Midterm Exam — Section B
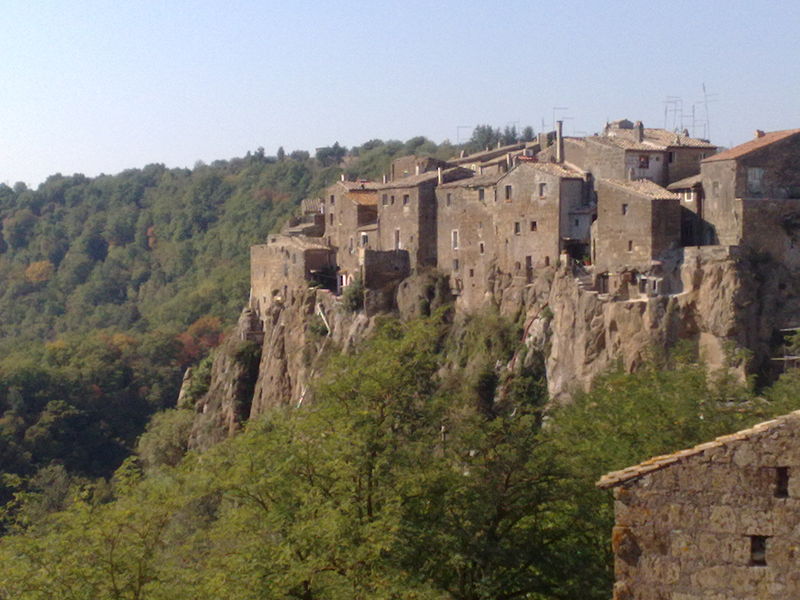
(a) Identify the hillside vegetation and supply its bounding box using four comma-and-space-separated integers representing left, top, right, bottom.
1, 312, 798, 599
0, 136, 466, 504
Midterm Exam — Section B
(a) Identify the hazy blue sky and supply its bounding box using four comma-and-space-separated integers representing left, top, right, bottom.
1, 0, 798, 186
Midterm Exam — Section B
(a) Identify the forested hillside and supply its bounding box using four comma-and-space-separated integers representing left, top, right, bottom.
0, 135, 464, 506
1, 311, 798, 599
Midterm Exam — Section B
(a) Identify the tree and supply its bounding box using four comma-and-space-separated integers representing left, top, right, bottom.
521, 126, 535, 142
277, 146, 286, 162
315, 142, 347, 167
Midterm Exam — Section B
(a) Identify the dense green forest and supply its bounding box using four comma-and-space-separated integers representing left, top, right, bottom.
0, 133, 502, 506
1, 311, 798, 599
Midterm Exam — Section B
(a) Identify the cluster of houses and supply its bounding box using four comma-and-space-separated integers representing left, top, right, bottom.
246, 119, 800, 598
249, 119, 800, 315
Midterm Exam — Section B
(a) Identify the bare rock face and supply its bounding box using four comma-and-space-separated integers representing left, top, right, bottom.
185, 246, 800, 449
542, 247, 800, 401
187, 311, 262, 450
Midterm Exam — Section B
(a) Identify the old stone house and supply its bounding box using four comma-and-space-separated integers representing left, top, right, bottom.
554, 119, 716, 187
375, 167, 472, 273
598, 410, 800, 599
700, 129, 800, 267
321, 179, 379, 290
592, 179, 681, 293
666, 173, 706, 246
250, 235, 335, 314
436, 160, 589, 308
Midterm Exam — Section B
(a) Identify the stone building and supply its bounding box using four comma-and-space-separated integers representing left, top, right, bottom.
667, 173, 706, 246
250, 234, 335, 314
598, 410, 800, 600
376, 167, 472, 273
321, 179, 379, 289
436, 160, 589, 308
700, 129, 800, 267
592, 179, 681, 286
555, 119, 716, 187
389, 155, 451, 181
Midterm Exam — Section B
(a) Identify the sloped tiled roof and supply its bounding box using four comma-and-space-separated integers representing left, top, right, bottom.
377, 167, 473, 190
666, 174, 703, 190
438, 172, 506, 189
702, 129, 800, 163
595, 129, 715, 152
601, 178, 680, 200
597, 411, 800, 489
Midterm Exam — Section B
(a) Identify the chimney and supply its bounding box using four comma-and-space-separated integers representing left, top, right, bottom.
635, 121, 644, 142
755, 130, 766, 138
556, 120, 564, 164
382, 173, 387, 184
506, 153, 512, 169
437, 167, 443, 185
415, 164, 420, 176
340, 173, 345, 182
460, 150, 466, 158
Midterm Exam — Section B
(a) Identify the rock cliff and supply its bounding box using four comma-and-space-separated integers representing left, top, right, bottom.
184, 246, 800, 448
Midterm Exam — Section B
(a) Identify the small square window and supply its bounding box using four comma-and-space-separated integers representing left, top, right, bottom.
505, 185, 512, 200
622, 203, 629, 215
469, 268, 474, 277
638, 155, 650, 169
452, 258, 460, 271
538, 183, 547, 197
514, 222, 521, 235
446, 193, 452, 207
668, 151, 674, 163
530, 221, 538, 232
403, 194, 410, 205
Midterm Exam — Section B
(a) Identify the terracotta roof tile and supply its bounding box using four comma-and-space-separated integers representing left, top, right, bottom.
667, 174, 703, 190
702, 129, 800, 163
601, 178, 680, 200
596, 411, 800, 489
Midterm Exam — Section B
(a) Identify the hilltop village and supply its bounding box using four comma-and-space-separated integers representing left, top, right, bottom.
249, 120, 800, 320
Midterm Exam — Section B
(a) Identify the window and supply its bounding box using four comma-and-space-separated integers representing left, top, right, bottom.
530, 220, 538, 232
750, 536, 768, 566
469, 268, 474, 277
360, 233, 369, 247
390, 195, 395, 205
330, 194, 335, 204
622, 203, 629, 215
452, 258, 460, 271
479, 242, 485, 255
394, 229, 401, 250
452, 230, 459, 249
403, 194, 410, 205
514, 222, 521, 235
329, 213, 334, 225
505, 185, 512, 200
446, 193, 452, 207
382, 194, 388, 206
747, 167, 765, 195
668, 151, 674, 164
628, 240, 633, 251
638, 155, 650, 169
775, 467, 790, 498
478, 188, 485, 201
712, 181, 720, 197
538, 183, 547, 197
574, 218, 579, 227
544, 256, 550, 266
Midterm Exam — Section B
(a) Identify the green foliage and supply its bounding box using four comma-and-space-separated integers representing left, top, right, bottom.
341, 275, 364, 313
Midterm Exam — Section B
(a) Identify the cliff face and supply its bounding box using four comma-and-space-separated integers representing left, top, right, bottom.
184, 247, 800, 447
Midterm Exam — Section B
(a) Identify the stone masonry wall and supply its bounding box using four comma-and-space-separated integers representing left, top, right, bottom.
612, 414, 800, 599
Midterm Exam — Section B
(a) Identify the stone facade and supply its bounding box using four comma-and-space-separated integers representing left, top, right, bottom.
250, 235, 335, 315
701, 129, 800, 253
593, 179, 682, 273
598, 411, 800, 600
321, 179, 379, 289
376, 167, 472, 273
